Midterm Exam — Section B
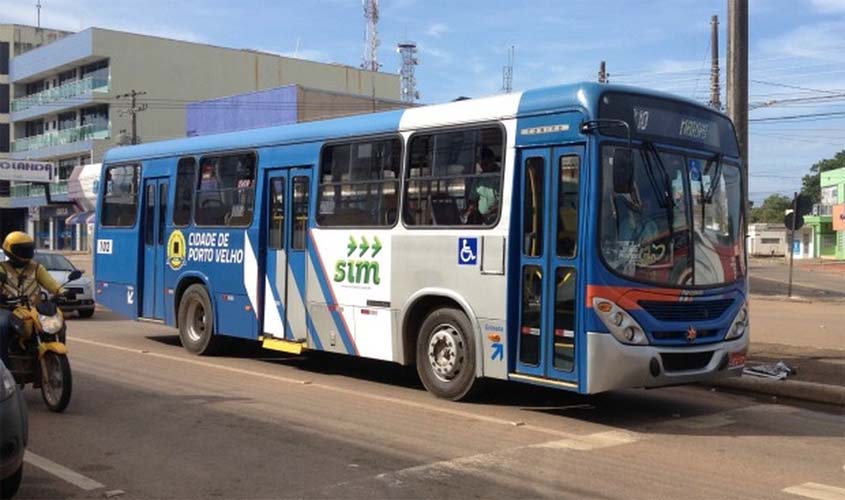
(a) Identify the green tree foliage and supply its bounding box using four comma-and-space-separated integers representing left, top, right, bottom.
750, 194, 791, 223
800, 150, 845, 203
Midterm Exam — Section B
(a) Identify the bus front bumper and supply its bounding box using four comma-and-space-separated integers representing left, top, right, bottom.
584, 331, 749, 394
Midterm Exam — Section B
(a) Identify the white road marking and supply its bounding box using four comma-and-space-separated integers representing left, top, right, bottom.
25, 451, 105, 491
375, 429, 643, 486
784, 483, 845, 500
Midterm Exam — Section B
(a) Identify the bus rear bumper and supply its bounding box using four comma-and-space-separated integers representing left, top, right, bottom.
584, 331, 749, 394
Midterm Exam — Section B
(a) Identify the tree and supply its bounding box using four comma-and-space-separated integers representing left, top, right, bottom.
800, 150, 845, 204
750, 194, 791, 223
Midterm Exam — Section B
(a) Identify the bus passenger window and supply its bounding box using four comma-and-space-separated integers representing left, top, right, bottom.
404, 126, 503, 227
193, 153, 256, 227
173, 157, 196, 226
316, 138, 400, 227
100, 164, 140, 227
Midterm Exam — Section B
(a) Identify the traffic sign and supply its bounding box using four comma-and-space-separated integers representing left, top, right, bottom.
783, 212, 804, 230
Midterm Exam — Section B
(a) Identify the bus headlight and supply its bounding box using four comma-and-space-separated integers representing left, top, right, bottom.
725, 304, 748, 340
593, 297, 648, 345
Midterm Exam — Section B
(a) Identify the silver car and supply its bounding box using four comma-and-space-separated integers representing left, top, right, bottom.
33, 252, 96, 318
0, 359, 27, 498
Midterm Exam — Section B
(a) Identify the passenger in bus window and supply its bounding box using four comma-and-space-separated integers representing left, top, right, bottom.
463, 147, 500, 224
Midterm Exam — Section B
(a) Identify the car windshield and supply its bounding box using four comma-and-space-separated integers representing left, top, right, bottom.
600, 144, 745, 287
35, 252, 77, 272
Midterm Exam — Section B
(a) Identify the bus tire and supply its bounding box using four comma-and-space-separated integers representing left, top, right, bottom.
416, 307, 478, 401
178, 284, 224, 355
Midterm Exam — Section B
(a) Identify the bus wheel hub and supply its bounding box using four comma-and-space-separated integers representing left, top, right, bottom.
428, 326, 463, 381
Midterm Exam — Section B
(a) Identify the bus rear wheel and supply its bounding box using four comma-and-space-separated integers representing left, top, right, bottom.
178, 285, 225, 355
416, 307, 478, 401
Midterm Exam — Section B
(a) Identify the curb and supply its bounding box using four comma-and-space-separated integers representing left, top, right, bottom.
709, 376, 845, 407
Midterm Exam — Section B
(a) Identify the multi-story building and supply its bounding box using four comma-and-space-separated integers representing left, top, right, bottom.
0, 24, 72, 239
806, 166, 845, 260
4, 27, 401, 250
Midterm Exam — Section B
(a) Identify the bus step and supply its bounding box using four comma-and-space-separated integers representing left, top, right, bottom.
261, 337, 306, 355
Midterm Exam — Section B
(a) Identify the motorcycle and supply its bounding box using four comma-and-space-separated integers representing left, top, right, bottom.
0, 270, 79, 413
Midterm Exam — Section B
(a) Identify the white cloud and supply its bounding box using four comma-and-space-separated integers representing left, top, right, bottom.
425, 23, 448, 38
810, 0, 845, 12
760, 21, 845, 62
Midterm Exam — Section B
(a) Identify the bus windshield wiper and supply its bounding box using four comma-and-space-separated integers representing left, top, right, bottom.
642, 141, 675, 240
703, 153, 723, 204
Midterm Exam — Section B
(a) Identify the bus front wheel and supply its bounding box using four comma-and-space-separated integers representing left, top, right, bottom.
178, 285, 225, 355
416, 307, 478, 401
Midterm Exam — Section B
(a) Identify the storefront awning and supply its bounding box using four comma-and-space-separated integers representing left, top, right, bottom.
65, 210, 96, 225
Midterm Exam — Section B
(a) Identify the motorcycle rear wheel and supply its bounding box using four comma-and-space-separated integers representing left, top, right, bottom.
40, 352, 72, 413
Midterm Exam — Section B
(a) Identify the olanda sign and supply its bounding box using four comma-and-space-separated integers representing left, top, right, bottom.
0, 160, 56, 183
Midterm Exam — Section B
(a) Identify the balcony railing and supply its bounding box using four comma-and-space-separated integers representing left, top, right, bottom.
12, 122, 109, 153
10, 181, 69, 199
12, 69, 110, 113
812, 204, 834, 216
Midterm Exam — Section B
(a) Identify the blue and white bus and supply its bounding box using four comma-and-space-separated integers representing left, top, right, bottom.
94, 82, 749, 400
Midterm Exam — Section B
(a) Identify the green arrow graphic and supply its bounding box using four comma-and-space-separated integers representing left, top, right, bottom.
347, 235, 357, 257
359, 236, 370, 257
371, 236, 382, 258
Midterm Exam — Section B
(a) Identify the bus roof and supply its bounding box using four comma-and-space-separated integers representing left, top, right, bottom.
103, 82, 724, 163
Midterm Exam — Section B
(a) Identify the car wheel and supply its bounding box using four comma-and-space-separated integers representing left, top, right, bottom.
415, 307, 478, 401
78, 308, 95, 319
0, 463, 23, 499
178, 285, 226, 355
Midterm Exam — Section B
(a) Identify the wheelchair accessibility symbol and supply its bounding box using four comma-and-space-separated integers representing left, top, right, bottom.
458, 237, 478, 266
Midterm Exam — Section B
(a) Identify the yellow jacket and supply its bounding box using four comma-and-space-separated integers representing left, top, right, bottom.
0, 260, 62, 304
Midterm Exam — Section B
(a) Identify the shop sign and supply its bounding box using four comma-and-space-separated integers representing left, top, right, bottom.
0, 160, 55, 183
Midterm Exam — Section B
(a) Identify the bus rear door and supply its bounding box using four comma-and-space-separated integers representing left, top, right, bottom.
514, 145, 583, 388
141, 177, 169, 319
263, 167, 312, 342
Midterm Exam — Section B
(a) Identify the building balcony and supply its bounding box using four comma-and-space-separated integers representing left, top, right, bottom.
11, 69, 110, 120
812, 204, 834, 216
7, 181, 71, 207
11, 122, 109, 160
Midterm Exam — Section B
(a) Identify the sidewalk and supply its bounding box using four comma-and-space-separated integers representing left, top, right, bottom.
710, 294, 845, 406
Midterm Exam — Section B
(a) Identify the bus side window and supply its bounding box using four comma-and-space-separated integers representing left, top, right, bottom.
194, 153, 256, 227
173, 157, 196, 226
404, 126, 504, 227
101, 164, 140, 228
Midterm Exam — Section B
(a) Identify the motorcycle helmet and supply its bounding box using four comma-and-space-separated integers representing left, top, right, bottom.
2, 231, 35, 269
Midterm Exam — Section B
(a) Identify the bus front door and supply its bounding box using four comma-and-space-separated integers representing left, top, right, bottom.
141, 177, 169, 319
263, 168, 312, 342
515, 146, 583, 386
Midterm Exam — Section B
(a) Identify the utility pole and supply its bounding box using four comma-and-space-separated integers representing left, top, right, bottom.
727, 0, 748, 164
36, 0, 42, 29
709, 15, 721, 110
501, 45, 514, 93
116, 90, 148, 145
598, 61, 608, 84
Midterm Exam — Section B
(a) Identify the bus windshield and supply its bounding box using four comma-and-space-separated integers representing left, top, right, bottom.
599, 144, 745, 287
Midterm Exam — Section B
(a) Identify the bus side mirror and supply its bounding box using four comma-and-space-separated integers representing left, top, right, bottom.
612, 148, 634, 193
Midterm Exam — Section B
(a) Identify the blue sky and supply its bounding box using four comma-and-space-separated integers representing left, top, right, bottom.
3, 0, 844, 202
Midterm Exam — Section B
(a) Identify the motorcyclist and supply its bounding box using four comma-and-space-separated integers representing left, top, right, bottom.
0, 232, 66, 365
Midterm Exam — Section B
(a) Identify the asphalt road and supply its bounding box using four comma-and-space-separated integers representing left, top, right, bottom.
13, 310, 845, 500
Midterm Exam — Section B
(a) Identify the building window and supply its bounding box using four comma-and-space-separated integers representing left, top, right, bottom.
0, 42, 8, 75
761, 238, 781, 244
821, 186, 838, 206
24, 120, 44, 137
58, 111, 77, 130
81, 60, 109, 77
58, 158, 79, 181
173, 157, 196, 226
317, 137, 401, 227
101, 164, 140, 227
81, 104, 108, 130
0, 84, 8, 114
404, 126, 504, 227
194, 153, 256, 227
0, 124, 8, 154
58, 69, 77, 84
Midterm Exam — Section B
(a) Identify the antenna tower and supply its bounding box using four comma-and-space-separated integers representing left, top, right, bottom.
362, 0, 380, 72
501, 45, 514, 93
398, 40, 419, 103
